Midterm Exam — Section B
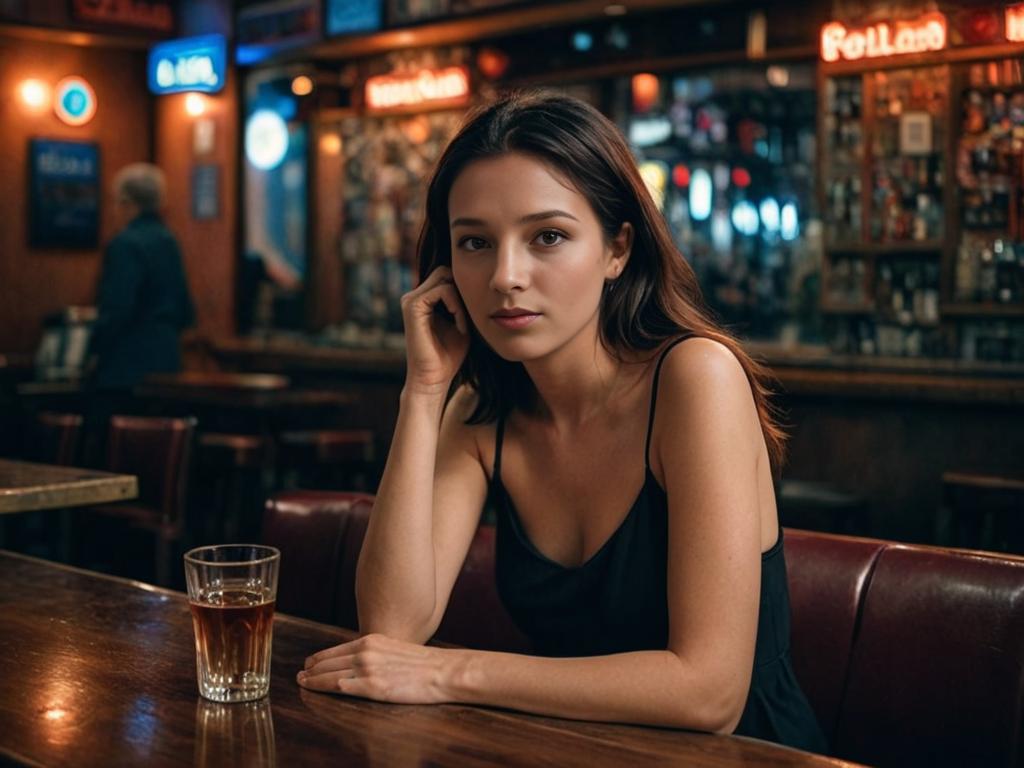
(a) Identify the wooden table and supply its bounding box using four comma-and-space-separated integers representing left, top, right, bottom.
0, 459, 137, 514
0, 551, 856, 767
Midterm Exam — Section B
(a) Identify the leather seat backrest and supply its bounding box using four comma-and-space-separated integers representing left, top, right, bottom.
834, 545, 1024, 768
264, 492, 528, 652
783, 529, 885, 746
263, 491, 373, 624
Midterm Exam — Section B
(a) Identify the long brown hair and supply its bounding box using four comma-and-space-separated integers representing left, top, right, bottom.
417, 90, 789, 475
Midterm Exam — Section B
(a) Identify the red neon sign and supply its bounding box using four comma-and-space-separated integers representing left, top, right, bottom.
365, 66, 470, 111
1007, 4, 1024, 42
820, 12, 947, 62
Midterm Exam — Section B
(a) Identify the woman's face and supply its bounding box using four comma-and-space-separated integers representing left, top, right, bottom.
448, 152, 629, 363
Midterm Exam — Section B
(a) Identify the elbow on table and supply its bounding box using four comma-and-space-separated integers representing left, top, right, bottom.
702, 682, 748, 736
671, 663, 748, 736
354, 594, 437, 644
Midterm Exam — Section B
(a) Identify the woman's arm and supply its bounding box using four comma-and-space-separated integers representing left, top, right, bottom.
354, 266, 489, 643
303, 338, 765, 735
355, 386, 489, 642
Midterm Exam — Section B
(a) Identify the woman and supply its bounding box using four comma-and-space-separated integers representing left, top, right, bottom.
297, 91, 828, 753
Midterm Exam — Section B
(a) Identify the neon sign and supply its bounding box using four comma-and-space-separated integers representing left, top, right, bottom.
148, 35, 226, 95
1007, 4, 1024, 42
365, 67, 470, 111
820, 12, 947, 62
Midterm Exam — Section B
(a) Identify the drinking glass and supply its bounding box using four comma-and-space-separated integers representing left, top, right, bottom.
184, 544, 280, 703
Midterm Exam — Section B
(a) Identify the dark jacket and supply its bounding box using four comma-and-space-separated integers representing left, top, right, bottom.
87, 213, 195, 390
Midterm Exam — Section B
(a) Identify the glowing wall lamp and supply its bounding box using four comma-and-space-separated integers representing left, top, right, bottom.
20, 79, 51, 110
185, 93, 206, 117
54, 77, 96, 126
291, 75, 314, 96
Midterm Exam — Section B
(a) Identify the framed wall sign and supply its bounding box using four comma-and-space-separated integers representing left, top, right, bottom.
191, 164, 219, 220
28, 138, 100, 249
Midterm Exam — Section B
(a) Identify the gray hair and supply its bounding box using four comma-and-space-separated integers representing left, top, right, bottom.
113, 163, 166, 214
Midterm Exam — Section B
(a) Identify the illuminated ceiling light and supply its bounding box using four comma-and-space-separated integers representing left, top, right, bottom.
185, 93, 206, 116
245, 109, 289, 171
20, 79, 50, 109
631, 73, 659, 113
604, 4, 627, 16
731, 200, 759, 236
54, 76, 96, 126
638, 161, 668, 211
780, 202, 799, 241
759, 198, 780, 232
711, 209, 733, 252
766, 65, 789, 87
672, 163, 690, 188
689, 168, 713, 221
731, 167, 752, 188
572, 30, 593, 51
628, 116, 671, 147
291, 75, 314, 96
476, 47, 510, 80
319, 133, 342, 156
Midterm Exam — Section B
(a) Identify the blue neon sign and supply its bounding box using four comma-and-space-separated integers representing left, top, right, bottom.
148, 34, 226, 95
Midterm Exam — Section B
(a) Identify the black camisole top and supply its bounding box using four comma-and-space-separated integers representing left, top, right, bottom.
489, 334, 829, 754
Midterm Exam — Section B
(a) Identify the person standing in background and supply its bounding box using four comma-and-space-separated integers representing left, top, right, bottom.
83, 163, 195, 459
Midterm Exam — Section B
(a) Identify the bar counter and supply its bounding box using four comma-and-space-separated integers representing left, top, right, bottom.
211, 335, 1024, 405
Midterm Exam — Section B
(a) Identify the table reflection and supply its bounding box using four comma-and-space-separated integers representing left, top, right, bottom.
194, 698, 276, 767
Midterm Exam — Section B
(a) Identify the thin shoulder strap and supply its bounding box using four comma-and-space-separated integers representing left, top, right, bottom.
492, 412, 506, 484
645, 332, 696, 470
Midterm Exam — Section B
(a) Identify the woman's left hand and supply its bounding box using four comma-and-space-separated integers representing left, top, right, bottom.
297, 633, 457, 704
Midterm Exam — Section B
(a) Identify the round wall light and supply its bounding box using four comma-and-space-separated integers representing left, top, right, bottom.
245, 109, 289, 170
54, 76, 96, 126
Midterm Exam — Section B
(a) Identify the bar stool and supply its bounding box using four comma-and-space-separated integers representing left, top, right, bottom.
26, 411, 83, 465
197, 432, 268, 543
5, 412, 84, 556
277, 429, 376, 492
941, 471, 1024, 554
84, 415, 197, 587
777, 479, 870, 537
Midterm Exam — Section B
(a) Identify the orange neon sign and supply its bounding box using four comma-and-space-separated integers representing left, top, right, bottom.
820, 12, 947, 62
365, 66, 470, 111
1007, 4, 1024, 42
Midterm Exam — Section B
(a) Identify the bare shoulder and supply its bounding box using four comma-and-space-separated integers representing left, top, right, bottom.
650, 336, 761, 463
657, 336, 752, 402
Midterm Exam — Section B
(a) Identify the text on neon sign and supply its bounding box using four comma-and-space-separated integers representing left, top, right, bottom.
365, 67, 469, 110
820, 12, 947, 62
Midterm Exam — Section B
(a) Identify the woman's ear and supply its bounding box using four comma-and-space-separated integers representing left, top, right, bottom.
605, 222, 633, 279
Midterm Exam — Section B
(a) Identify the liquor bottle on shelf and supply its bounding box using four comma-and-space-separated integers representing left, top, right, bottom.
956, 237, 979, 301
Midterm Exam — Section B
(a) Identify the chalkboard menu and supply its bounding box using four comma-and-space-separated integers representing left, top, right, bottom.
28, 139, 100, 250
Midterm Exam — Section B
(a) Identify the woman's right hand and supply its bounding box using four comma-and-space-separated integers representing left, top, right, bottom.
400, 266, 470, 396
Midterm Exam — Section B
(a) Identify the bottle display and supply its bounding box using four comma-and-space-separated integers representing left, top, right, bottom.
869, 67, 946, 244
821, 60, 1023, 364
823, 76, 862, 244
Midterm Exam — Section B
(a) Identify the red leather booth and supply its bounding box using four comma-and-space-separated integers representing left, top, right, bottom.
264, 491, 1024, 768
